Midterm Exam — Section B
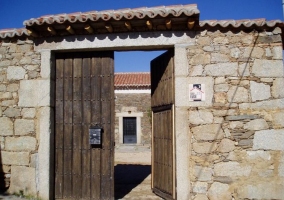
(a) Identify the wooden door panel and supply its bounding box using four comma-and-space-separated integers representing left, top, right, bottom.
151, 50, 174, 107
90, 54, 103, 199
72, 57, 82, 199
151, 49, 175, 200
55, 51, 114, 200
55, 58, 64, 199
97, 52, 114, 199
81, 55, 92, 199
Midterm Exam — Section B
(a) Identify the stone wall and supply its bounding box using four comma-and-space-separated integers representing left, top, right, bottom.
188, 27, 284, 200
115, 93, 151, 145
0, 26, 283, 200
0, 39, 42, 196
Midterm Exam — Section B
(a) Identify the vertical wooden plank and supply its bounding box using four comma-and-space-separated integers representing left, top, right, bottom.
166, 51, 170, 105
151, 57, 157, 107
72, 56, 83, 199
100, 51, 114, 199
63, 57, 73, 199
90, 52, 102, 200
169, 51, 173, 104
82, 55, 92, 199
152, 113, 155, 189
172, 106, 176, 199
154, 113, 158, 189
166, 110, 170, 194
163, 58, 167, 105
165, 111, 169, 193
108, 51, 114, 199
55, 57, 64, 199
168, 109, 173, 195
160, 112, 164, 192
153, 112, 157, 189
157, 113, 161, 190
164, 111, 168, 193
170, 50, 174, 104
155, 112, 160, 190
109, 51, 115, 199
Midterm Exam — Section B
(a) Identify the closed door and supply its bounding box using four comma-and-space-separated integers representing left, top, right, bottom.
55, 51, 114, 200
123, 117, 137, 144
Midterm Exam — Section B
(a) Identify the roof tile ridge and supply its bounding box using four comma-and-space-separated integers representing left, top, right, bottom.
200, 18, 283, 22
0, 27, 26, 32
199, 19, 283, 28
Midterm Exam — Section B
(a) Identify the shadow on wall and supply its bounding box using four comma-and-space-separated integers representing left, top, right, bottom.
0, 148, 8, 193
115, 164, 151, 199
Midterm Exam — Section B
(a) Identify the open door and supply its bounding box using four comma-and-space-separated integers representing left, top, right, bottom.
54, 51, 114, 199
151, 49, 176, 200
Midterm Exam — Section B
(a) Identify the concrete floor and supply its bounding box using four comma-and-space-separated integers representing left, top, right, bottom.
0, 194, 25, 200
115, 145, 162, 199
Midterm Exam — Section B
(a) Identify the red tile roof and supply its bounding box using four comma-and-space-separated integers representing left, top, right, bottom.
0, 28, 29, 39
23, 4, 199, 26
0, 4, 283, 39
0, 19, 282, 39
199, 18, 281, 28
114, 72, 150, 90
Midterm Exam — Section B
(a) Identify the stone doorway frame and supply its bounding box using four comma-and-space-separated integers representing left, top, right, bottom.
116, 111, 143, 144
36, 31, 194, 200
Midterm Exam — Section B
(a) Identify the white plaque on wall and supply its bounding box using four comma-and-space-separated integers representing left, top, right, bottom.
189, 84, 205, 101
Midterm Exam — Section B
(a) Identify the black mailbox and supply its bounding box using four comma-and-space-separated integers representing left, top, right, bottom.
89, 125, 102, 145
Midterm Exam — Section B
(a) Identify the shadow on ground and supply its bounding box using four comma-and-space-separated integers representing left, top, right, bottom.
115, 164, 151, 199
0, 147, 7, 194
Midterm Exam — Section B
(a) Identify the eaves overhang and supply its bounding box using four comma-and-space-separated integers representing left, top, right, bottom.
0, 4, 283, 42
199, 19, 283, 29
24, 4, 200, 26
0, 28, 29, 39
22, 4, 199, 38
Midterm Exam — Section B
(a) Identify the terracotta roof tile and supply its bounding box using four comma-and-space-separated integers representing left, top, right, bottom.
1, 19, 282, 39
199, 18, 282, 28
0, 4, 283, 39
0, 28, 29, 39
114, 72, 150, 89
23, 4, 199, 26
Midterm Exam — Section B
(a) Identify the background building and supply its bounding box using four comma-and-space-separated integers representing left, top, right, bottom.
114, 72, 151, 146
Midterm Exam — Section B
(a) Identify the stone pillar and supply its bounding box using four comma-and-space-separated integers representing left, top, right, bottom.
174, 44, 192, 200
37, 50, 53, 200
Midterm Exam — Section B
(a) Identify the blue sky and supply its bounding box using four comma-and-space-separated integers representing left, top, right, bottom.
0, 0, 282, 72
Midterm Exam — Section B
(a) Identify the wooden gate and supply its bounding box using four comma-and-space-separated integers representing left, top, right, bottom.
55, 51, 114, 200
151, 49, 176, 200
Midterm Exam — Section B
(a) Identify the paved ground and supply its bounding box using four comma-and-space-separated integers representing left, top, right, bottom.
115, 145, 162, 200
0, 145, 160, 200
0, 194, 25, 200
